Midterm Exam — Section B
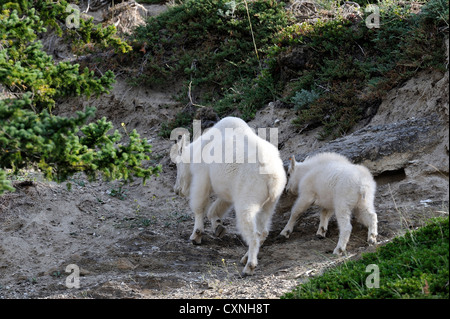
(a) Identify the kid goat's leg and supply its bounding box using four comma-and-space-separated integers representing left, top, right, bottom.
356, 203, 378, 245
280, 194, 314, 238
316, 208, 333, 238
333, 206, 352, 255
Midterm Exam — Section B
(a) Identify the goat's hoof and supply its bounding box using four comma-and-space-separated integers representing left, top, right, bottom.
190, 230, 202, 245
368, 236, 377, 246
242, 263, 256, 276
316, 232, 326, 239
279, 229, 291, 239
214, 225, 226, 238
241, 270, 254, 277
333, 247, 346, 256
316, 227, 327, 239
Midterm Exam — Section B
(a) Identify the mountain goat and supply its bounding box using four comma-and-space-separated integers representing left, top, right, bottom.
280, 152, 377, 255
173, 117, 286, 275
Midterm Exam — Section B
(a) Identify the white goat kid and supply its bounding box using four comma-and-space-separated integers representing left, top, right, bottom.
280, 152, 377, 255
173, 117, 286, 275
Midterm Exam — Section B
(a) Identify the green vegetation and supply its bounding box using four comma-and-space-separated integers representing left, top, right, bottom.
0, 6, 112, 111
128, 0, 448, 138
132, 0, 289, 88
0, 1, 160, 194
291, 89, 321, 111
130, 0, 290, 125
282, 217, 449, 299
270, 0, 448, 139
0, 0, 448, 299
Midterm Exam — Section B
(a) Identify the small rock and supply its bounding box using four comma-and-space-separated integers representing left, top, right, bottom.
116, 257, 137, 270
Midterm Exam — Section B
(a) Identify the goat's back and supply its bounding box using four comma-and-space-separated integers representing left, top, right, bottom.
203, 117, 286, 204
299, 154, 375, 208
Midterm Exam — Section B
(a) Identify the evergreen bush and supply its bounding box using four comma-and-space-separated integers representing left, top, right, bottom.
0, 2, 160, 194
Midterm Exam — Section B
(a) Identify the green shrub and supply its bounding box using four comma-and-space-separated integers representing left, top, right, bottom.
132, 0, 288, 86
126, 0, 447, 140
0, 0, 28, 12
282, 217, 449, 299
0, 2, 160, 194
270, 0, 448, 139
130, 0, 290, 122
291, 89, 321, 111
420, 0, 449, 27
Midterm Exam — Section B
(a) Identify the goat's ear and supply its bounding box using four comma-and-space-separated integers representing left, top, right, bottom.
179, 134, 189, 155
290, 155, 296, 168
170, 128, 190, 156
288, 155, 296, 173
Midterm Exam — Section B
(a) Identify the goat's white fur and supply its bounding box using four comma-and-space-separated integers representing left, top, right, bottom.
173, 117, 286, 275
281, 152, 377, 255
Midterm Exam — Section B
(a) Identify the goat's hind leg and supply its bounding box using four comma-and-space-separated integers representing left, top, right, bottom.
207, 198, 232, 238
355, 203, 378, 246
235, 204, 262, 276
333, 206, 352, 255
241, 236, 260, 276
316, 208, 333, 238
240, 200, 277, 267
257, 200, 277, 246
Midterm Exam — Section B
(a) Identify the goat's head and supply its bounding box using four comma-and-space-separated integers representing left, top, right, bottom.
173, 135, 191, 197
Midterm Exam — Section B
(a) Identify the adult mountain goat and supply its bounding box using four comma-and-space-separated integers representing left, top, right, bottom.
280, 152, 377, 255
173, 117, 286, 275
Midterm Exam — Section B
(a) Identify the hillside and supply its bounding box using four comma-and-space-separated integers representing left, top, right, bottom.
0, 0, 448, 298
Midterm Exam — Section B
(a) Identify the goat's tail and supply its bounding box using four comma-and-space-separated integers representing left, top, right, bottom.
262, 169, 285, 208
360, 184, 368, 200
359, 181, 375, 205
356, 165, 376, 203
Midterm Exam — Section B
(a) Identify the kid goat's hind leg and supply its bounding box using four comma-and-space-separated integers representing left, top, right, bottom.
355, 202, 378, 246
333, 206, 352, 255
316, 208, 333, 238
